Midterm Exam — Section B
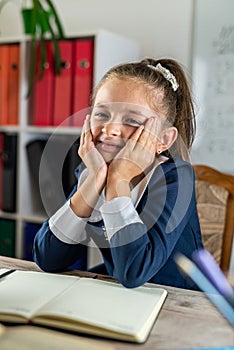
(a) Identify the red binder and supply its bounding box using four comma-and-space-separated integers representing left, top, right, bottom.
0, 45, 9, 125
33, 41, 54, 126
52, 40, 73, 126
71, 38, 94, 127
7, 44, 20, 125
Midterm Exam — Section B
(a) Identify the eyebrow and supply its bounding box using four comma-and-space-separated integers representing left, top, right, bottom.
94, 104, 149, 118
94, 104, 108, 109
127, 110, 148, 118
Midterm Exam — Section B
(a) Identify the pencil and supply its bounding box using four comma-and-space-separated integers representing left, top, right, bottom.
192, 249, 234, 308
175, 254, 234, 327
0, 269, 16, 280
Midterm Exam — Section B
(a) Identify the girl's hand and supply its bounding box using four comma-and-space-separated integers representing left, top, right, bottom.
78, 115, 108, 184
108, 117, 158, 182
71, 116, 108, 218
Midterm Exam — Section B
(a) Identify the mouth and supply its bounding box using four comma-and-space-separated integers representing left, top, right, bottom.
97, 141, 123, 152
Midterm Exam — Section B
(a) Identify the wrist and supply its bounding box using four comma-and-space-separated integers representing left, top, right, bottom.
106, 176, 131, 201
88, 165, 107, 193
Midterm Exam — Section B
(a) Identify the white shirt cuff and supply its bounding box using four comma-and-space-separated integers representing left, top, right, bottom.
100, 196, 143, 240
49, 200, 88, 244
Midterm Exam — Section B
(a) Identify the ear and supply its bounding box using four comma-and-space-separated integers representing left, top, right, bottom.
157, 127, 178, 154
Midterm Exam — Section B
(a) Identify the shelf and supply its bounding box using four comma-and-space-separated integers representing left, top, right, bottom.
0, 30, 140, 265
22, 126, 83, 134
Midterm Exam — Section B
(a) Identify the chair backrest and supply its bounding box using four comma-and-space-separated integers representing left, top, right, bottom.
193, 165, 234, 273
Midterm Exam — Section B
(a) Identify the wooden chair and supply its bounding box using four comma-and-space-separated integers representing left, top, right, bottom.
193, 165, 234, 273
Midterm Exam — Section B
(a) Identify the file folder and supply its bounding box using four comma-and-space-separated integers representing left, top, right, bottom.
0, 219, 16, 257
2, 133, 17, 212
32, 41, 54, 126
26, 139, 47, 192
26, 137, 78, 216
62, 138, 81, 197
7, 44, 20, 125
52, 40, 73, 126
0, 45, 9, 125
0, 132, 3, 210
71, 38, 94, 127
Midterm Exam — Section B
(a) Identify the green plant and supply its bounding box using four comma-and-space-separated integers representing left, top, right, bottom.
0, 0, 65, 97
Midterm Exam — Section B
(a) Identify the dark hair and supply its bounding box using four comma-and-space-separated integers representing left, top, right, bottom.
92, 58, 196, 160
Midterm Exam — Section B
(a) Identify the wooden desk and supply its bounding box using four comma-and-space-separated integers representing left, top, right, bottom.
0, 256, 233, 350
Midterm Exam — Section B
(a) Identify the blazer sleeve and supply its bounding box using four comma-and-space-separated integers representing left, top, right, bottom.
33, 165, 89, 271
105, 159, 197, 288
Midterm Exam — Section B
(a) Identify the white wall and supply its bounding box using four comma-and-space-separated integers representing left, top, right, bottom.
53, 0, 194, 70
0, 0, 194, 72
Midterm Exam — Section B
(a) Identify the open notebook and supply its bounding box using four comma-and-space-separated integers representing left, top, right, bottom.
0, 269, 167, 343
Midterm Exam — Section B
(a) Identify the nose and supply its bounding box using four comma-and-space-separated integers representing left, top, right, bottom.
102, 122, 122, 136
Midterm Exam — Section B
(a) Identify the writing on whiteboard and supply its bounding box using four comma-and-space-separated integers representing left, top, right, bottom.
192, 24, 234, 171
212, 26, 234, 55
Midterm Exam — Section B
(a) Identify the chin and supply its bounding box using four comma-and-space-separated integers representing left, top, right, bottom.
101, 152, 116, 164
96, 145, 118, 163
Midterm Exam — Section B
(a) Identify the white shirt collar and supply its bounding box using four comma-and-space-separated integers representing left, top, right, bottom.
77, 157, 167, 222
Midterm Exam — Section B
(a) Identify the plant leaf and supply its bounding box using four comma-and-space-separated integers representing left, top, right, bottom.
34, 2, 48, 79
36, 0, 62, 75
38, 36, 46, 80
24, 0, 65, 97
44, 0, 65, 38
26, 2, 38, 98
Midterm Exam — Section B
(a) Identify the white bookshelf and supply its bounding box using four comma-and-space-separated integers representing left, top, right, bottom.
0, 30, 140, 267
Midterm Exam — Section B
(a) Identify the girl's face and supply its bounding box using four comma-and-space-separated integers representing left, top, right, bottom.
90, 78, 162, 163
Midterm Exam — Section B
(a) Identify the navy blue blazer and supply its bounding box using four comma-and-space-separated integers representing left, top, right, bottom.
33, 157, 203, 289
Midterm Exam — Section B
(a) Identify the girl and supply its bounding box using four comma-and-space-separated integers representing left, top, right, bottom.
33, 58, 203, 289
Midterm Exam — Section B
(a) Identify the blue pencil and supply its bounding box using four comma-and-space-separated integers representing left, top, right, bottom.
175, 254, 234, 327
192, 249, 234, 307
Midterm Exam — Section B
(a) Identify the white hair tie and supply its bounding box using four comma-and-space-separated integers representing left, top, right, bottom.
147, 63, 179, 91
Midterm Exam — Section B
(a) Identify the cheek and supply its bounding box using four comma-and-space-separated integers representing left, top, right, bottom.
124, 126, 139, 140
90, 124, 102, 141
90, 116, 103, 131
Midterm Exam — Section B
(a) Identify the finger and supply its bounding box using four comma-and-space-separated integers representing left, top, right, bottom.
128, 125, 144, 146
80, 115, 91, 145
83, 114, 91, 133
140, 118, 158, 145
80, 115, 89, 144
135, 118, 158, 155
144, 117, 155, 136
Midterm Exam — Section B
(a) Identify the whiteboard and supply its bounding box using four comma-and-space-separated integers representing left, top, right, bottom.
191, 0, 234, 174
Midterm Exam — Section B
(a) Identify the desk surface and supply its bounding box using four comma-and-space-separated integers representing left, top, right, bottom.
0, 256, 233, 350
